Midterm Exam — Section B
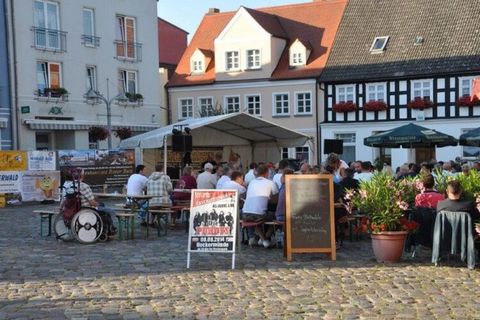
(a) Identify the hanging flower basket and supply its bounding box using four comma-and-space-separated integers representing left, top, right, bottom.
89, 126, 110, 142
407, 97, 434, 110
114, 127, 133, 140
332, 101, 357, 113
364, 100, 388, 112
456, 95, 480, 108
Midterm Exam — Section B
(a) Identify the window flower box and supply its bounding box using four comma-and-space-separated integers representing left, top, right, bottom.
35, 87, 69, 102
125, 92, 143, 106
332, 101, 357, 113
407, 97, 434, 110
456, 95, 480, 108
364, 100, 388, 112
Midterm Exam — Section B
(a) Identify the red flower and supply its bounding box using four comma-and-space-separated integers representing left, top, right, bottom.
364, 100, 388, 111
407, 97, 434, 110
332, 101, 357, 113
456, 95, 480, 107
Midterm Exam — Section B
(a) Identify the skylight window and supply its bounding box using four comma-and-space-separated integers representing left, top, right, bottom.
370, 36, 389, 53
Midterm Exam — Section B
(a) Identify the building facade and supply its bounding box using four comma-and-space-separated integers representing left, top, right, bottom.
167, 1, 347, 165
319, 0, 480, 169
5, 0, 163, 150
0, 0, 12, 149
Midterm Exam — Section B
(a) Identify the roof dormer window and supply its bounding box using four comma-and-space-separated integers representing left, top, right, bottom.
289, 39, 310, 67
370, 36, 389, 53
192, 60, 204, 73
292, 52, 304, 65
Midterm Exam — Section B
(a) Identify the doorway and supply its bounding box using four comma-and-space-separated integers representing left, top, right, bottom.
415, 147, 435, 164
35, 133, 51, 150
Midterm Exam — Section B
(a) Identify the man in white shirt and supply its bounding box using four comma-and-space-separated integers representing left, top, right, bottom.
126, 165, 149, 225
273, 159, 289, 190
216, 165, 231, 189
242, 165, 279, 248
196, 163, 217, 189
354, 161, 374, 182
219, 171, 246, 196
244, 162, 257, 187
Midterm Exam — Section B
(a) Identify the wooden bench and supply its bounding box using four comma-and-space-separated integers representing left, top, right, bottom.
33, 209, 58, 237
115, 212, 135, 240
149, 209, 174, 237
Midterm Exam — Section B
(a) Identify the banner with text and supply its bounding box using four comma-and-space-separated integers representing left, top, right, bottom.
0, 151, 28, 171
28, 151, 56, 171
0, 171, 21, 193
21, 171, 61, 202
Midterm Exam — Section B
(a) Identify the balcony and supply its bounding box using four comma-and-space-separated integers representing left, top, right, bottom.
81, 34, 101, 48
34, 88, 69, 102
32, 27, 67, 52
114, 40, 142, 62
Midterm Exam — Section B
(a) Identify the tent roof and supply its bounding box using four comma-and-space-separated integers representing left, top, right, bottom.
119, 112, 311, 149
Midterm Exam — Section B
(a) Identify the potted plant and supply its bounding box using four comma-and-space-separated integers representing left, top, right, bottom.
407, 97, 434, 110
456, 95, 480, 108
346, 172, 419, 263
332, 101, 357, 113
114, 127, 133, 140
364, 100, 388, 112
88, 126, 110, 142
125, 92, 143, 103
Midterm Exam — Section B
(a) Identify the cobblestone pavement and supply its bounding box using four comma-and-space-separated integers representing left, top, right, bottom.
0, 203, 479, 320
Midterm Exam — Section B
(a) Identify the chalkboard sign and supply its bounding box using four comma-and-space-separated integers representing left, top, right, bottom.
285, 174, 336, 261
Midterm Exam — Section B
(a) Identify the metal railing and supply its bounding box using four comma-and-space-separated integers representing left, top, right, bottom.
114, 40, 142, 62
32, 26, 67, 52
81, 34, 101, 48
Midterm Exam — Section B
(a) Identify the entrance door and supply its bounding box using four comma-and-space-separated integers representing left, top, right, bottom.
36, 133, 51, 150
415, 147, 435, 164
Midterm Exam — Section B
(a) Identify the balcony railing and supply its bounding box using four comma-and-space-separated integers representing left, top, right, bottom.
114, 40, 142, 62
34, 88, 69, 102
81, 34, 101, 48
32, 26, 67, 52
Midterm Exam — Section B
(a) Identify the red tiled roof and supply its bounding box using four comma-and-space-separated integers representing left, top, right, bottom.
168, 0, 347, 87
157, 17, 188, 66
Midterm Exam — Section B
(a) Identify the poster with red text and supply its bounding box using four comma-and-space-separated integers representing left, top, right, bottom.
187, 189, 238, 253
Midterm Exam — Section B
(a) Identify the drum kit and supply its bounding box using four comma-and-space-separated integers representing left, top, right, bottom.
54, 207, 108, 244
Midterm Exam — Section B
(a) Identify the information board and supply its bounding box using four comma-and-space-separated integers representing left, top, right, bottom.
285, 174, 336, 261
187, 189, 238, 269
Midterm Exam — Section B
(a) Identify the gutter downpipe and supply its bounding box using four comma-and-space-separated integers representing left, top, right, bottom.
316, 79, 322, 167
7, 0, 18, 149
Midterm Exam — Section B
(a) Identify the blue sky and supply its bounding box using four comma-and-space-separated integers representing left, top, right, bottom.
157, 0, 311, 41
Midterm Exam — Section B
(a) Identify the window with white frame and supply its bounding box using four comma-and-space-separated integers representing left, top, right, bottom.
336, 85, 355, 103
225, 51, 239, 70
334, 133, 356, 163
118, 70, 137, 94
459, 77, 476, 97
179, 98, 194, 119
34, 0, 60, 49
273, 93, 289, 115
281, 147, 289, 159
412, 80, 432, 99
36, 61, 61, 92
192, 60, 204, 73
82, 8, 96, 46
86, 66, 97, 91
291, 52, 304, 66
246, 49, 260, 69
116, 15, 136, 59
225, 96, 240, 114
198, 97, 213, 117
295, 146, 309, 162
462, 128, 480, 157
246, 95, 261, 115
366, 83, 386, 102
295, 92, 312, 114
370, 36, 389, 53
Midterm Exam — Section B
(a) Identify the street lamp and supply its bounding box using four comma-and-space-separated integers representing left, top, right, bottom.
84, 87, 128, 149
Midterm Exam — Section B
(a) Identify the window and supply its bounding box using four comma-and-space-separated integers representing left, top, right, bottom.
335, 133, 356, 163
273, 93, 289, 115
295, 92, 312, 114
336, 85, 355, 103
225, 51, 239, 70
192, 60, 204, 73
370, 36, 389, 53
86, 66, 96, 91
281, 147, 289, 159
116, 15, 136, 59
36, 61, 61, 91
245, 95, 261, 115
291, 52, 304, 66
246, 49, 260, 69
295, 146, 309, 162
179, 98, 194, 119
459, 77, 476, 97
198, 97, 213, 117
412, 80, 432, 99
225, 96, 240, 114
366, 83, 386, 101
462, 128, 480, 157
118, 70, 137, 94
82, 8, 96, 47
34, 0, 60, 49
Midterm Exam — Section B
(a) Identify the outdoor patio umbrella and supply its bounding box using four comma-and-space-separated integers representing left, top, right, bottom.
459, 127, 480, 147
364, 123, 458, 148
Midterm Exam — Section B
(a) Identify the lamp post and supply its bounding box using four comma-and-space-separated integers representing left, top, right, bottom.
84, 80, 128, 149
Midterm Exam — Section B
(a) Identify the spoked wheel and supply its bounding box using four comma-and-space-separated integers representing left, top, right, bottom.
53, 213, 74, 242
71, 208, 103, 244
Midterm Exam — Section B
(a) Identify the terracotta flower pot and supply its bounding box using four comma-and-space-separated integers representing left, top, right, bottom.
371, 231, 408, 263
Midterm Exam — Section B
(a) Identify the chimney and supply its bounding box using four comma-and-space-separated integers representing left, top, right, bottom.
208, 8, 220, 14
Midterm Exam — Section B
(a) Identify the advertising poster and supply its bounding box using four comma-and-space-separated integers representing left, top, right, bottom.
0, 151, 28, 171
28, 151, 56, 171
187, 189, 238, 269
58, 149, 135, 187
21, 171, 61, 202
0, 171, 22, 193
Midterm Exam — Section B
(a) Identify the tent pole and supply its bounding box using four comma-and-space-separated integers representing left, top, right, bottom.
163, 135, 167, 174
